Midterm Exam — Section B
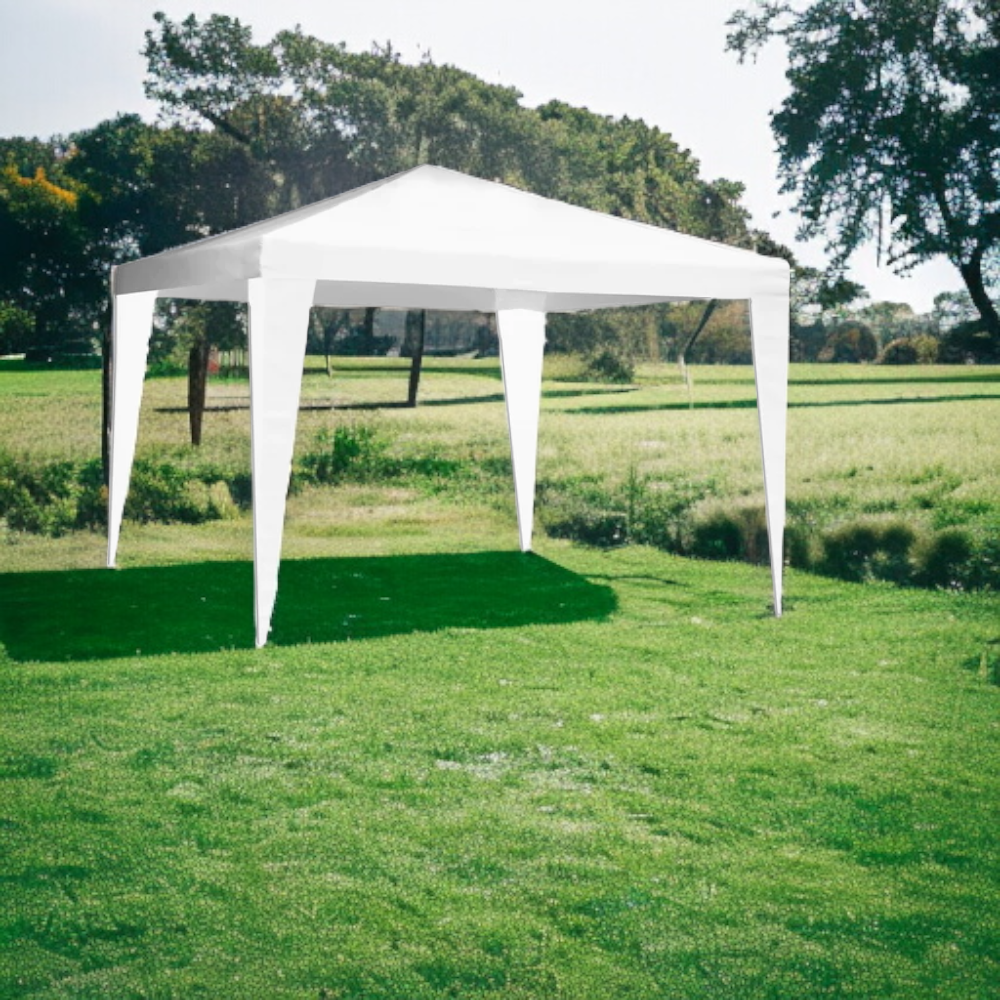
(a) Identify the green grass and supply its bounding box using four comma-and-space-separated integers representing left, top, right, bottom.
4, 357, 998, 538
1, 358, 999, 997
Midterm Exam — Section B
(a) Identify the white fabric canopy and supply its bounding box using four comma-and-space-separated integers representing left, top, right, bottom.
108, 164, 790, 646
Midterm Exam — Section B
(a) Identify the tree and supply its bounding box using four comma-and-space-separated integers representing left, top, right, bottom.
66, 114, 278, 455
728, 0, 1000, 343
819, 322, 880, 363
0, 150, 100, 352
931, 289, 979, 332
0, 302, 34, 355
402, 310, 427, 407
170, 301, 247, 446
142, 11, 763, 396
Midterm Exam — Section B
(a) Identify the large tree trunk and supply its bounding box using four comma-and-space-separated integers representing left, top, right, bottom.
959, 246, 1000, 341
404, 310, 427, 408
187, 338, 211, 447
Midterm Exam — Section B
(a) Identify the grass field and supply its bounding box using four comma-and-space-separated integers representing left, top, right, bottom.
1, 358, 999, 997
3, 357, 999, 544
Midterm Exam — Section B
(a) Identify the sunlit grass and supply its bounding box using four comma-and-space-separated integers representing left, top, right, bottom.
2, 536, 998, 997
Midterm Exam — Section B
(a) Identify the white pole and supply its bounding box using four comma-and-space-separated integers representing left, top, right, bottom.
496, 307, 546, 553
749, 291, 791, 616
107, 286, 158, 568
248, 277, 316, 647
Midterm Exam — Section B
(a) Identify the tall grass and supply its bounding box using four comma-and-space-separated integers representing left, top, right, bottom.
3, 359, 998, 589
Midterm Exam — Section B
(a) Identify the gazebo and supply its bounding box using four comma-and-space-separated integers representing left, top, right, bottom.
108, 165, 790, 647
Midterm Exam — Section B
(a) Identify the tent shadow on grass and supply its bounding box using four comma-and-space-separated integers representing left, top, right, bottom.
0, 552, 617, 662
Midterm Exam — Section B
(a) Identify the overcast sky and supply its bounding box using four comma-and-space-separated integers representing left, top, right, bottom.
0, 0, 965, 312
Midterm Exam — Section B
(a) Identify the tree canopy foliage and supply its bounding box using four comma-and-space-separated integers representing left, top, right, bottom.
0, 148, 95, 348
727, 0, 1000, 341
141, 11, 757, 244
1, 11, 781, 371
6, 7, 993, 379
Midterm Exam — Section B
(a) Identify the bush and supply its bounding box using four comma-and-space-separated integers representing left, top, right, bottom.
0, 453, 79, 536
583, 348, 635, 384
880, 335, 940, 365
818, 322, 879, 363
75, 460, 107, 529
822, 520, 917, 580
538, 471, 716, 551
0, 302, 34, 355
820, 522, 881, 581
629, 476, 716, 550
538, 477, 627, 548
124, 461, 214, 524
684, 505, 769, 564
913, 529, 973, 589
938, 321, 999, 364
784, 521, 818, 570
687, 508, 744, 560
543, 501, 628, 548
961, 534, 1000, 591
868, 521, 918, 583
299, 423, 388, 483
879, 338, 918, 365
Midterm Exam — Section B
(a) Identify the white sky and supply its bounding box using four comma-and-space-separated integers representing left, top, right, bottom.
0, 0, 965, 313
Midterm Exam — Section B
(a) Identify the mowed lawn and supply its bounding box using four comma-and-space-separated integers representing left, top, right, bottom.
1, 359, 999, 998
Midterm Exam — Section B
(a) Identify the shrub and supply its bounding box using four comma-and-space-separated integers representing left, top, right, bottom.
629, 479, 711, 551
0, 453, 79, 536
228, 471, 253, 508
879, 338, 919, 365
544, 502, 628, 548
124, 461, 211, 524
583, 348, 635, 384
910, 334, 941, 364
687, 508, 744, 560
784, 521, 818, 570
814, 519, 979, 588
74, 460, 107, 529
684, 505, 769, 564
818, 322, 879, 363
0, 302, 34, 355
538, 477, 627, 548
880, 335, 940, 365
938, 321, 999, 364
962, 534, 1000, 591
819, 522, 883, 581
538, 471, 716, 552
819, 519, 919, 584
913, 529, 973, 590
868, 521, 918, 584
299, 423, 388, 483
207, 480, 241, 519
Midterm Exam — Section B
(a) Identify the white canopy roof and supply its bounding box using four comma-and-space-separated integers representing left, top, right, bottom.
108, 165, 790, 646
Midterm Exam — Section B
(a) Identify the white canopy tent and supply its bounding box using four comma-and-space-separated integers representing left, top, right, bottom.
108, 165, 790, 647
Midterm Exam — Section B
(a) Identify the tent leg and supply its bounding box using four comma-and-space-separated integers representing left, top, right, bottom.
497, 308, 546, 553
749, 293, 790, 616
248, 278, 316, 648
107, 289, 158, 568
